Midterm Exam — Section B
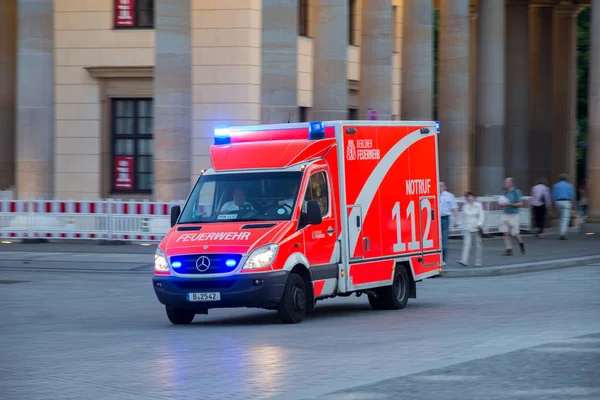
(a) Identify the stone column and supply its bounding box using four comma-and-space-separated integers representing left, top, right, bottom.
191, 2, 261, 180
360, 0, 393, 120
401, 0, 433, 120
0, 0, 16, 190
261, 0, 298, 124
154, 0, 192, 202
312, 0, 348, 121
551, 3, 580, 184
587, 1, 600, 222
505, 0, 531, 190
475, 0, 505, 196
438, 0, 470, 194
469, 5, 478, 190
529, 3, 553, 185
15, 0, 54, 199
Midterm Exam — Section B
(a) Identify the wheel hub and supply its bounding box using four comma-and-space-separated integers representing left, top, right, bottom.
292, 285, 306, 312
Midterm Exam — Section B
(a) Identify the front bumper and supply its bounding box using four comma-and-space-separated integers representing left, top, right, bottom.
152, 271, 289, 311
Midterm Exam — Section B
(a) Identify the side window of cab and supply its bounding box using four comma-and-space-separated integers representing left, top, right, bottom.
304, 171, 329, 217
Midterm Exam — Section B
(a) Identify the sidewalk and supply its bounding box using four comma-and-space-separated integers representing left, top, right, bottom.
1, 229, 599, 278
442, 229, 600, 277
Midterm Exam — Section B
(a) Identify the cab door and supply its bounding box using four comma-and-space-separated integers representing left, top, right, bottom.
301, 170, 338, 268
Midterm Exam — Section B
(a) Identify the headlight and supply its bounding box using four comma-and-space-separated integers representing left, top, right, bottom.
242, 244, 279, 270
154, 247, 169, 273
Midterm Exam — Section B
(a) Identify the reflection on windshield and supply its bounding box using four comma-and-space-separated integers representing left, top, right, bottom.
178, 172, 303, 224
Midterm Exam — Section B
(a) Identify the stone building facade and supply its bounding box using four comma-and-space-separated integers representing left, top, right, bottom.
0, 0, 598, 221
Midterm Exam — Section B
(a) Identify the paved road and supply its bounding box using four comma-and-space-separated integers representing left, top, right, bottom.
1, 258, 599, 399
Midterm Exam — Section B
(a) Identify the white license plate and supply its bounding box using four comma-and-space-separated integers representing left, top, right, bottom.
187, 292, 221, 302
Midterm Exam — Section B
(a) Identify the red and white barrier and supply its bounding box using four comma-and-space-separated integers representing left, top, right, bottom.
449, 197, 532, 236
0, 199, 182, 242
0, 197, 532, 243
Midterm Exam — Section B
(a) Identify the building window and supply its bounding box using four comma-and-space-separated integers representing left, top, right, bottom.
299, 107, 309, 122
299, 0, 309, 37
114, 0, 154, 29
111, 99, 153, 193
349, 0, 357, 45
348, 108, 359, 120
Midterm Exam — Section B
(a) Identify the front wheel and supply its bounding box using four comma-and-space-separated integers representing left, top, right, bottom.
277, 272, 308, 324
166, 307, 195, 325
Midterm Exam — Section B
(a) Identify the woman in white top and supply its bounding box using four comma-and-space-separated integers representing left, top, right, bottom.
458, 191, 485, 267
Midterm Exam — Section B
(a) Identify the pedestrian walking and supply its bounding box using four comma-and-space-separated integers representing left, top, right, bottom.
552, 173, 576, 240
499, 177, 526, 256
439, 182, 458, 265
458, 191, 485, 267
530, 178, 552, 237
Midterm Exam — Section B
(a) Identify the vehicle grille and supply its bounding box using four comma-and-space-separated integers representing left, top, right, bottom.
173, 279, 235, 290
169, 254, 243, 275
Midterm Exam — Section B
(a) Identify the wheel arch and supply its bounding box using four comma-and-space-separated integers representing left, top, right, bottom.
290, 263, 315, 312
397, 261, 416, 299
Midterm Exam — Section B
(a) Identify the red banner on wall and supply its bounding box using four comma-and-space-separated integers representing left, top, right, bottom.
115, 0, 136, 27
114, 156, 134, 190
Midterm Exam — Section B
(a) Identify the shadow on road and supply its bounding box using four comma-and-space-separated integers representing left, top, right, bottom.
168, 300, 441, 327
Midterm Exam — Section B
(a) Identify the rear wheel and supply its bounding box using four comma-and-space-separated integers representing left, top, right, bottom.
369, 266, 410, 310
166, 307, 195, 325
277, 273, 308, 324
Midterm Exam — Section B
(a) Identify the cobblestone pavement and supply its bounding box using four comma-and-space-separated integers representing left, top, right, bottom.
1, 261, 599, 399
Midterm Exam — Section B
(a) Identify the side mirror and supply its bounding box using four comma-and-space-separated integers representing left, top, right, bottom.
170, 205, 181, 228
305, 200, 322, 225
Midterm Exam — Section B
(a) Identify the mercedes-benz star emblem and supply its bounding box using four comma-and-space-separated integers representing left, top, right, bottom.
196, 256, 211, 272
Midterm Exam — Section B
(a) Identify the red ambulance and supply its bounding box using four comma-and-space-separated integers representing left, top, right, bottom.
153, 120, 442, 324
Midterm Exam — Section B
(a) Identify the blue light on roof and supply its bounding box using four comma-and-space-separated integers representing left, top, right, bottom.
435, 121, 440, 132
214, 127, 230, 137
225, 259, 237, 267
214, 126, 232, 145
308, 121, 325, 140
172, 261, 182, 268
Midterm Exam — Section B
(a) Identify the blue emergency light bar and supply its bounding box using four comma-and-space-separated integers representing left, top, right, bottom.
214, 126, 232, 145
213, 122, 326, 145
435, 121, 440, 132
308, 121, 325, 140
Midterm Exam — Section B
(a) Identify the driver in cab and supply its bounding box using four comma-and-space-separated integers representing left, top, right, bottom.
220, 187, 254, 213
278, 184, 299, 208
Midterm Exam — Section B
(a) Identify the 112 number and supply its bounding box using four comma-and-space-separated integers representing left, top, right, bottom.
392, 199, 434, 252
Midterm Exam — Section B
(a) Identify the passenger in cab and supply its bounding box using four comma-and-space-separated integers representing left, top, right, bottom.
220, 187, 253, 213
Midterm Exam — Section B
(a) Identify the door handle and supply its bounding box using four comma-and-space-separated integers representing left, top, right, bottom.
363, 237, 370, 251
431, 209, 435, 220
356, 215, 361, 227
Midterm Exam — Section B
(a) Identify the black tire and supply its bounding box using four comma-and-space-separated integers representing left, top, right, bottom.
277, 272, 308, 324
375, 266, 410, 310
166, 307, 195, 325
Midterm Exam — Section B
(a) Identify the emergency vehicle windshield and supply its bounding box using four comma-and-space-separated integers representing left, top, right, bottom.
178, 171, 303, 224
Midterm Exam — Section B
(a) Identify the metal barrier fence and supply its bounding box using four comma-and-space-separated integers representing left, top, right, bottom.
0, 197, 531, 243
449, 196, 532, 236
0, 190, 14, 201
0, 200, 183, 241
